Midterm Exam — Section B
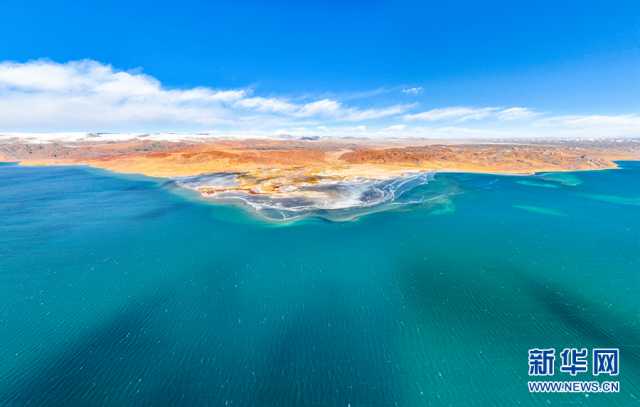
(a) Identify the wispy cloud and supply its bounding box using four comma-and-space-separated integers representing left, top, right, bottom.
404, 106, 539, 123
234, 96, 412, 121
234, 96, 297, 114
404, 106, 499, 122
340, 103, 415, 121
402, 86, 423, 95
0, 59, 410, 132
496, 107, 539, 121
0, 59, 638, 140
537, 114, 640, 128
531, 114, 640, 138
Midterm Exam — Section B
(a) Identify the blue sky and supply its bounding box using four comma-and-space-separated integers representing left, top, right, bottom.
0, 0, 639, 138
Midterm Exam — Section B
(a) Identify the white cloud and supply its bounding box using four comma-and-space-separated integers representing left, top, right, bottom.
0, 60, 107, 92
402, 86, 423, 95
341, 104, 415, 122
496, 107, 539, 121
0, 59, 411, 132
0, 59, 638, 140
235, 96, 411, 121
298, 99, 342, 117
404, 106, 500, 122
539, 114, 640, 128
404, 106, 541, 123
235, 96, 297, 113
531, 114, 640, 138
383, 124, 407, 131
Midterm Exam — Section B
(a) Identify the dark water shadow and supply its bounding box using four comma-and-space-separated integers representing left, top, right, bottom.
0, 290, 173, 406
518, 273, 640, 372
131, 202, 189, 221
252, 305, 398, 406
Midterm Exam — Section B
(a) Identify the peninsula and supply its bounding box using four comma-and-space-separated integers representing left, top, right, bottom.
2, 135, 639, 216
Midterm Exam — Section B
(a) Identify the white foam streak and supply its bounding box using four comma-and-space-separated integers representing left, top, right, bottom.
176, 172, 435, 221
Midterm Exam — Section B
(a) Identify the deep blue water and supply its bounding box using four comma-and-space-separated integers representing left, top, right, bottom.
1, 162, 639, 406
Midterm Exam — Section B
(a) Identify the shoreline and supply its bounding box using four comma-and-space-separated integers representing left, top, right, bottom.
6, 154, 627, 179
3, 137, 639, 221
6, 158, 638, 223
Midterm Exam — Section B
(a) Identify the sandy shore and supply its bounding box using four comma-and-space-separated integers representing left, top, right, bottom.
2, 137, 639, 203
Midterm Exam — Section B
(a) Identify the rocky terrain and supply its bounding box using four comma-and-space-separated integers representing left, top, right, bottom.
2, 136, 639, 205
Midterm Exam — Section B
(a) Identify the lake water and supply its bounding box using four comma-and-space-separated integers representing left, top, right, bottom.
1, 162, 639, 406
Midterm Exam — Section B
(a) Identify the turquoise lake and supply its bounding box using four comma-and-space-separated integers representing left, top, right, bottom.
1, 162, 639, 406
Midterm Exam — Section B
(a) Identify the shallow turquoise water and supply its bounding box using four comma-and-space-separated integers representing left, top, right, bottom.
1, 162, 639, 406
